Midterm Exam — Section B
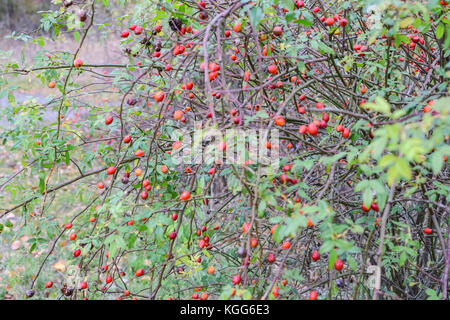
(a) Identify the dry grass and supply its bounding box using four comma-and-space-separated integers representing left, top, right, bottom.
1, 33, 126, 94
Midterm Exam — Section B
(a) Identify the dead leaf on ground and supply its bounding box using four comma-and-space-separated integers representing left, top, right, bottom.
53, 260, 66, 272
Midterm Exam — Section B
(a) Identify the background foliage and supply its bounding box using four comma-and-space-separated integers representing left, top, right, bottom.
0, 0, 449, 300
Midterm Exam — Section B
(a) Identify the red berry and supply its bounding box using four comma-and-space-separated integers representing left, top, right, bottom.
308, 123, 318, 136
312, 250, 320, 261
299, 125, 307, 134
280, 174, 289, 184
309, 290, 318, 300
73, 58, 83, 67
218, 141, 227, 151
334, 259, 344, 271
135, 149, 144, 157
74, 249, 81, 257
268, 65, 278, 75
136, 268, 144, 277
105, 116, 113, 125
281, 241, 291, 249
325, 17, 335, 26
342, 128, 350, 138
180, 191, 191, 201
371, 202, 379, 212
169, 231, 177, 240
250, 238, 258, 248
339, 18, 348, 27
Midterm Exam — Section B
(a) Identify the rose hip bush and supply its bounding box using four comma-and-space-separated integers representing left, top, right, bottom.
0, 0, 449, 300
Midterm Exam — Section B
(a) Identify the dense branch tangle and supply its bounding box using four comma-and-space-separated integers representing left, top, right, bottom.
0, 0, 449, 300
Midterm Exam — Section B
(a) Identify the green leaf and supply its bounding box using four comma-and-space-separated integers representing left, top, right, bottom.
364, 97, 391, 115
300, 10, 314, 25
328, 249, 338, 270
65, 151, 70, 166
272, 224, 283, 243
430, 150, 444, 174
354, 180, 370, 193
387, 157, 411, 186
318, 42, 335, 55
285, 12, 296, 23
347, 255, 357, 271
425, 288, 441, 300
436, 24, 444, 39
396, 157, 412, 181
399, 251, 407, 267
39, 172, 46, 194
8, 92, 15, 107
281, 0, 294, 11
249, 7, 264, 27
294, 19, 313, 27
363, 188, 372, 208
321, 152, 346, 165
393, 34, 410, 47
320, 240, 335, 253
109, 241, 118, 258
29, 242, 37, 253
73, 31, 80, 42
379, 154, 397, 168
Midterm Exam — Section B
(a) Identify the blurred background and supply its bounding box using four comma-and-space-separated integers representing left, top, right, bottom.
0, 0, 56, 33
0, 0, 127, 94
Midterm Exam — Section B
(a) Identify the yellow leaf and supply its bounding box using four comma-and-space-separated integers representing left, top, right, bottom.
400, 17, 414, 28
